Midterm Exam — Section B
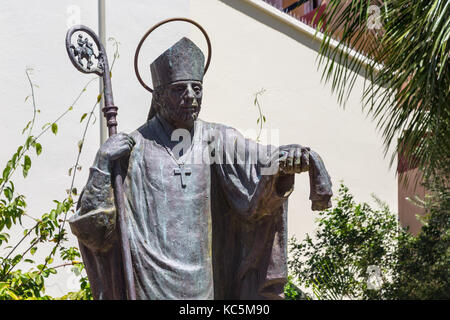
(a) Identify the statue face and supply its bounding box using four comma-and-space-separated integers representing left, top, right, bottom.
158, 80, 203, 129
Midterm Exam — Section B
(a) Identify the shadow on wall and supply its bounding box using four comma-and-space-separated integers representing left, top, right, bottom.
219, 0, 321, 52
219, 0, 369, 80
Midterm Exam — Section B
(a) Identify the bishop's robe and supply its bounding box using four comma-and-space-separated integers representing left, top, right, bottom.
69, 114, 331, 300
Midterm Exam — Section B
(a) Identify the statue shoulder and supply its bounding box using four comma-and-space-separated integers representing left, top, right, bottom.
129, 129, 143, 141
132, 120, 159, 142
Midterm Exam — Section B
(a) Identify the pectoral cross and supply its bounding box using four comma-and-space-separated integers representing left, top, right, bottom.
174, 165, 192, 188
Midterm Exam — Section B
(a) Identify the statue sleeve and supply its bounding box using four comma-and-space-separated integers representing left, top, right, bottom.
68, 166, 117, 252
210, 125, 293, 299
212, 125, 294, 220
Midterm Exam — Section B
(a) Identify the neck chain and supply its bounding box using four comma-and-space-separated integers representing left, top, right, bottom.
155, 115, 188, 166
155, 115, 192, 188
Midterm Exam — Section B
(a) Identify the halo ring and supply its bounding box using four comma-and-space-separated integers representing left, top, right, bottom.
134, 17, 212, 93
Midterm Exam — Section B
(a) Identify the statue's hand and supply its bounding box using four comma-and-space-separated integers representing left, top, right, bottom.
277, 144, 310, 175
96, 132, 135, 172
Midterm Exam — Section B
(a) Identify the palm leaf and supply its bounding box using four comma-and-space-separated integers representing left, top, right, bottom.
315, 0, 450, 185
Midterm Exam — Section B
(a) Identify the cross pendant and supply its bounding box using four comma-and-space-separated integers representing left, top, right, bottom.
174, 165, 192, 188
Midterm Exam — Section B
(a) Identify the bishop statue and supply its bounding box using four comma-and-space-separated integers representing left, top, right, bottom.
69, 37, 333, 300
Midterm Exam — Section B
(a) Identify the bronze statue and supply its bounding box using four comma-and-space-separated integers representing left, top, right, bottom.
67, 19, 332, 300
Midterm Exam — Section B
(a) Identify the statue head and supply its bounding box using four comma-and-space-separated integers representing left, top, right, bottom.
148, 37, 205, 130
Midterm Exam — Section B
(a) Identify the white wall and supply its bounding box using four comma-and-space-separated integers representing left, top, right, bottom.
0, 0, 397, 297
0, 0, 99, 296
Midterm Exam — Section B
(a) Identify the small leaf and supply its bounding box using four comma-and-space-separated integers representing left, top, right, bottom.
68, 106, 73, 111
78, 140, 83, 152
51, 123, 58, 135
30, 247, 37, 255
22, 121, 32, 134
6, 291, 20, 300
68, 167, 73, 176
25, 136, 34, 148
12, 153, 18, 167
23, 155, 31, 178
35, 143, 42, 156
97, 94, 102, 103
5, 218, 11, 229
3, 165, 11, 181
80, 113, 87, 123
4, 188, 13, 202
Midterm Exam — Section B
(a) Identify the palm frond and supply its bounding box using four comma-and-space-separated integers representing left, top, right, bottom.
316, 0, 450, 183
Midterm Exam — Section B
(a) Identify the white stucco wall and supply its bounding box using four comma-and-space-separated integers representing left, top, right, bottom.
0, 0, 397, 297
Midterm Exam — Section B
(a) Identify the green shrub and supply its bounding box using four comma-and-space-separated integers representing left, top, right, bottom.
287, 182, 449, 300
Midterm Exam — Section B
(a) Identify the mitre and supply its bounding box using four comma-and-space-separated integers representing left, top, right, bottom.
150, 37, 205, 88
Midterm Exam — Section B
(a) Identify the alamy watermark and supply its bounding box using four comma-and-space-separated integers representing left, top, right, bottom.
367, 5, 383, 30
66, 5, 81, 29
163, 125, 287, 176
366, 265, 383, 290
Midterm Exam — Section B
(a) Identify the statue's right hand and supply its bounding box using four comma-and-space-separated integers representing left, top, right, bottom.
96, 132, 135, 171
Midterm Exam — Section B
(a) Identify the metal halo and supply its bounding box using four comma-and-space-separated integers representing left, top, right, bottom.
134, 17, 212, 93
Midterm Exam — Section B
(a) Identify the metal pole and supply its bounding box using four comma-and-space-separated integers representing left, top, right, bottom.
98, 0, 108, 144
97, 1, 135, 299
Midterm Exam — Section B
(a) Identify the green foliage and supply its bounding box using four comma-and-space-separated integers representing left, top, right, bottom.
386, 175, 450, 299
0, 39, 121, 299
284, 276, 308, 300
288, 184, 399, 299
288, 183, 450, 300
316, 0, 450, 181
0, 68, 98, 300
51, 123, 58, 135
0, 269, 52, 300
58, 263, 93, 300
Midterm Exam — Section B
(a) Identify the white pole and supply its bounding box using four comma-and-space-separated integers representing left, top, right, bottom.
98, 0, 108, 145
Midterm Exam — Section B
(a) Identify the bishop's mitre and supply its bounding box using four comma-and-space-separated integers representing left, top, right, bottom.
150, 37, 205, 88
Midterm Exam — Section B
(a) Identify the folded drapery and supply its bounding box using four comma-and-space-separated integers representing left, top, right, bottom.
308, 150, 333, 211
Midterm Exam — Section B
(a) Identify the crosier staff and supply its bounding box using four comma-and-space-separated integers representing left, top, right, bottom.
65, 25, 136, 300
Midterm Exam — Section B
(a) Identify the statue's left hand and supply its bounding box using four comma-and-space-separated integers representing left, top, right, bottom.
277, 144, 310, 175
